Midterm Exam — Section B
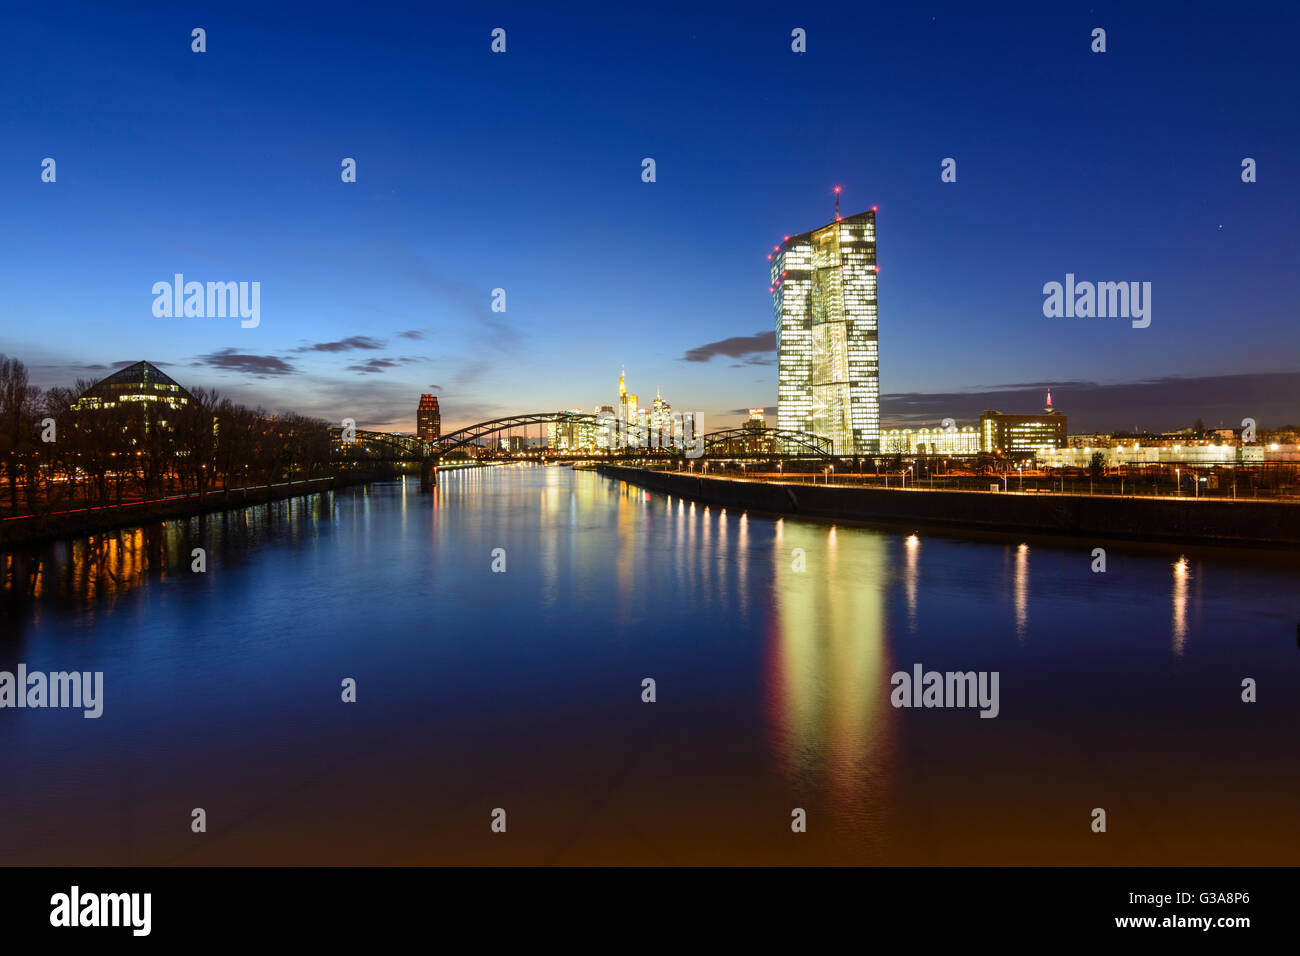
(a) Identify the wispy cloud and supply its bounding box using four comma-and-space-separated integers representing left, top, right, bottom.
345, 356, 422, 374
396, 253, 524, 351
294, 336, 385, 353
345, 358, 395, 374
682, 331, 776, 363
197, 349, 295, 377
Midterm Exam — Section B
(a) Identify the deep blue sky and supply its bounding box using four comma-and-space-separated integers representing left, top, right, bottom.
2, 1, 1297, 432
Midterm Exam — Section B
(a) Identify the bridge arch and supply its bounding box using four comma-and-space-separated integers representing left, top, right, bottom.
702, 427, 836, 461
432, 412, 678, 460
329, 416, 840, 465
328, 426, 430, 461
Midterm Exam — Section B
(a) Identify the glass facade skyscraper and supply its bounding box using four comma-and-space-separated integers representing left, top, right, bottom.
772, 209, 879, 455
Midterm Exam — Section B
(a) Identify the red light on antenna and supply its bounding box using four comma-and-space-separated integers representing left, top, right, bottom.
871, 205, 878, 211
834, 186, 841, 193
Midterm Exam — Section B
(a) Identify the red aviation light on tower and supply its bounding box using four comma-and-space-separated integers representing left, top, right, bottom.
833, 185, 842, 221
872, 205, 878, 212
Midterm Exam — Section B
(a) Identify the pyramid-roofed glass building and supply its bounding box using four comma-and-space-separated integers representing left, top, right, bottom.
73, 361, 193, 418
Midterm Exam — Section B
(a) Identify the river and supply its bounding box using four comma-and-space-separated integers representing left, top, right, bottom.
1, 464, 1297, 864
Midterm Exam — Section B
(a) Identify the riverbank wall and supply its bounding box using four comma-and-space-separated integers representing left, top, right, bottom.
597, 465, 1300, 547
0, 476, 355, 549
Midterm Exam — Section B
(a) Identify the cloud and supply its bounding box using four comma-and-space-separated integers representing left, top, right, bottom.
346, 358, 400, 374
197, 349, 295, 376
446, 359, 490, 389
294, 336, 385, 353
728, 406, 778, 416
397, 254, 523, 351
681, 331, 776, 363
345, 356, 422, 374
396, 330, 424, 340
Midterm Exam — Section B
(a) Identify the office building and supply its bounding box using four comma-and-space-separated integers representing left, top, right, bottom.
881, 424, 980, 455
73, 360, 192, 433
980, 393, 1066, 455
651, 387, 671, 439
772, 207, 879, 455
417, 394, 441, 443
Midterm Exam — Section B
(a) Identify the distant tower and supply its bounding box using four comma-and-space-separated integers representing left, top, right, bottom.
417, 394, 441, 442
651, 386, 670, 437
619, 365, 626, 398
1045, 389, 1054, 414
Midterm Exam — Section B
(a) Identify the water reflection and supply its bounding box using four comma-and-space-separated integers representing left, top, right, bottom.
903, 534, 919, 630
1172, 556, 1189, 655
3, 467, 1299, 865
1, 493, 338, 639
769, 522, 894, 837
1014, 543, 1029, 641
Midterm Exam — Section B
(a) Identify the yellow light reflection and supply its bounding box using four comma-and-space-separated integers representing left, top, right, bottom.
1172, 556, 1189, 655
769, 522, 894, 836
1014, 543, 1029, 641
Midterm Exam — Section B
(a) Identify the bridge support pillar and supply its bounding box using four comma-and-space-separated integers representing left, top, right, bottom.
420, 459, 437, 491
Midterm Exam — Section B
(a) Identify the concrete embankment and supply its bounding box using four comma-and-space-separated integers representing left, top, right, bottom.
0, 477, 349, 548
597, 465, 1300, 547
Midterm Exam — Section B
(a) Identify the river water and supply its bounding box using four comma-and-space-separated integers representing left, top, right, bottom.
1, 464, 1297, 864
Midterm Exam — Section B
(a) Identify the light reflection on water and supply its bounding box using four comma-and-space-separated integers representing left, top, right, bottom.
1, 464, 1297, 865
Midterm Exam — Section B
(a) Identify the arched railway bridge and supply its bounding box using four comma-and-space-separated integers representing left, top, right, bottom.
329, 414, 842, 476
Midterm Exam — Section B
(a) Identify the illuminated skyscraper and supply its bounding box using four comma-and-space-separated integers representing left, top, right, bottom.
618, 366, 637, 425
772, 206, 879, 454
417, 394, 440, 443
651, 386, 671, 437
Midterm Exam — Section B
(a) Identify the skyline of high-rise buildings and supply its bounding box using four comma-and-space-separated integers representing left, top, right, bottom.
773, 208, 881, 456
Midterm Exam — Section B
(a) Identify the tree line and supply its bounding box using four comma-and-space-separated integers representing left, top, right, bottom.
0, 354, 334, 516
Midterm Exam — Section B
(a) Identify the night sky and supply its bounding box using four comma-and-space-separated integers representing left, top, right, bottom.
2, 1, 1297, 433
